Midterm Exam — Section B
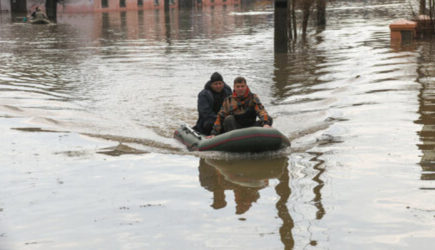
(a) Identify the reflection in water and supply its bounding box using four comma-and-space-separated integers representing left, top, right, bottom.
164, 9, 171, 45
97, 143, 148, 156
274, 162, 294, 249
273, 45, 328, 101
272, 53, 291, 100
199, 158, 286, 213
198, 157, 295, 249
309, 152, 326, 219
120, 11, 127, 40
416, 40, 435, 188
1, 0, 433, 248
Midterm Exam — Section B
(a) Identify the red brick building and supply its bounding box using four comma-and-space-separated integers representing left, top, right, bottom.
0, 0, 241, 13
0, 0, 179, 13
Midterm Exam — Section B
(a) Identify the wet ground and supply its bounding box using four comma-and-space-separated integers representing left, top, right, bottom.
0, 0, 434, 249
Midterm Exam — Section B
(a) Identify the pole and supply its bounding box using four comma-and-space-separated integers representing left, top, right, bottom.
317, 0, 326, 26
45, 0, 57, 21
274, 0, 288, 53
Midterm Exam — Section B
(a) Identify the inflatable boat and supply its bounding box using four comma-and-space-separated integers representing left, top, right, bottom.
174, 124, 290, 152
29, 17, 51, 24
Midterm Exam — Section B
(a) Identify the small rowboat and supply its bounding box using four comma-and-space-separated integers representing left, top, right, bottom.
174, 124, 290, 152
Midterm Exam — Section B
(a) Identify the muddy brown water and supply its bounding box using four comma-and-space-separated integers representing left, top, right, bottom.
0, 0, 434, 249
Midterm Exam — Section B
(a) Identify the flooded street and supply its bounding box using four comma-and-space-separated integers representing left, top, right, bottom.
1, 0, 434, 249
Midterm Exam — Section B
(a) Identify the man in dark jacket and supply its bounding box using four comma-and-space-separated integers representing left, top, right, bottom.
194, 72, 232, 135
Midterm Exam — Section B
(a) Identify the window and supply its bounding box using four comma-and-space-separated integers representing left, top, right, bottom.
102, 0, 108, 8
120, 0, 126, 8
138, 0, 143, 6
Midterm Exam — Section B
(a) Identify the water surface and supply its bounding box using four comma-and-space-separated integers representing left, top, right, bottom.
0, 0, 434, 249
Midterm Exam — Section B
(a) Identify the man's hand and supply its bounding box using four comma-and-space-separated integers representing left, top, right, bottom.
263, 124, 271, 128
206, 135, 215, 139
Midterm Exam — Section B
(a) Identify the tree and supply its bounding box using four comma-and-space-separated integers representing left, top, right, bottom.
288, 0, 328, 40
301, 0, 314, 37
275, 0, 330, 51
420, 0, 426, 14
291, 0, 297, 40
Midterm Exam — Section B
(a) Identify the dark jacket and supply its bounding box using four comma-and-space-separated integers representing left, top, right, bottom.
194, 80, 232, 135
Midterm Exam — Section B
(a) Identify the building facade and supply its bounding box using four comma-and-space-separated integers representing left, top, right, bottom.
0, 0, 241, 13
0, 0, 179, 13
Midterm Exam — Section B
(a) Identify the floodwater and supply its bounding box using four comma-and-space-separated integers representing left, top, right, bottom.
0, 0, 434, 249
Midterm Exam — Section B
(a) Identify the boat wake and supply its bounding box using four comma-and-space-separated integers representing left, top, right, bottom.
0, 102, 335, 158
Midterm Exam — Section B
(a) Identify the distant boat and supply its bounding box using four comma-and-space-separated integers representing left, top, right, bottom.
27, 11, 51, 25
174, 124, 290, 153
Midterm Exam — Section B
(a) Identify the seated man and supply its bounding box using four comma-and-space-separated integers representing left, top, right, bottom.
31, 7, 47, 20
210, 76, 272, 136
193, 72, 232, 135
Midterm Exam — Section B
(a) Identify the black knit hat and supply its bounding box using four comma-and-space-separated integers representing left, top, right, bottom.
210, 72, 223, 83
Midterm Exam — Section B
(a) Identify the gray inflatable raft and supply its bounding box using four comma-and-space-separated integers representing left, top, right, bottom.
174, 124, 290, 152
